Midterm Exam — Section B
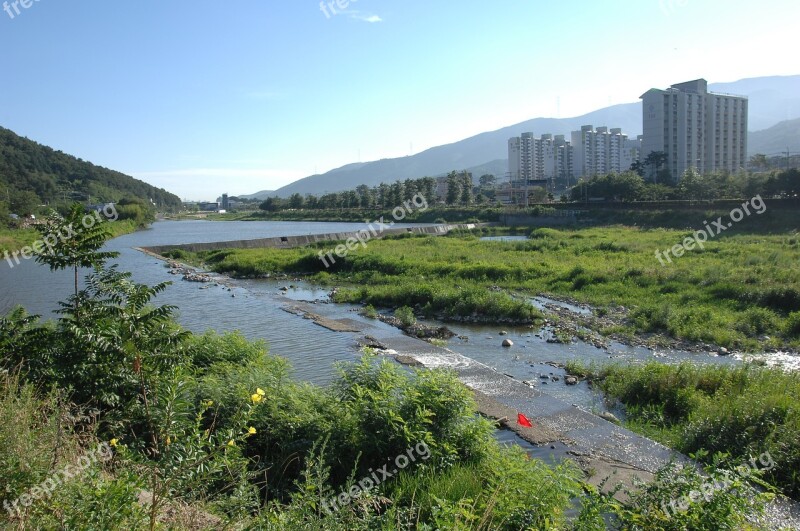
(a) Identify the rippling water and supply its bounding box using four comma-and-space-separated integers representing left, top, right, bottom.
0, 220, 424, 383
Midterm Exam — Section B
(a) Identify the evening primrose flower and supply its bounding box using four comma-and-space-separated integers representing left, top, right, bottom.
247, 426, 257, 436
110, 438, 118, 448
256, 388, 266, 396
227, 440, 236, 447
251, 393, 263, 404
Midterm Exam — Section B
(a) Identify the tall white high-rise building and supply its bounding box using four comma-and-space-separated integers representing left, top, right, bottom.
640, 78, 748, 182
570, 125, 641, 179
508, 133, 574, 186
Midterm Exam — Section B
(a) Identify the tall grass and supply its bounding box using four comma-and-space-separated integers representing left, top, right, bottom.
574, 361, 800, 499
0, 370, 146, 529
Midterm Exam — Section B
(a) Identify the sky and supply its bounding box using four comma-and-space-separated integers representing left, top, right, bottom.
1, 0, 798, 201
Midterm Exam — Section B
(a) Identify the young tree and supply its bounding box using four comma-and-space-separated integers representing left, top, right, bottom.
750, 153, 769, 172
479, 174, 496, 188
259, 197, 284, 212
288, 193, 305, 209
389, 182, 404, 206
377, 183, 390, 207
420, 177, 437, 204
10, 190, 40, 216
643, 151, 668, 182
460, 172, 474, 205
630, 160, 645, 177
401, 179, 417, 202
445, 171, 461, 205
34, 204, 118, 314
355, 184, 373, 208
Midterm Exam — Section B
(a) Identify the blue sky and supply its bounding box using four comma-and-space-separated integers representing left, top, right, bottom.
1, 0, 797, 200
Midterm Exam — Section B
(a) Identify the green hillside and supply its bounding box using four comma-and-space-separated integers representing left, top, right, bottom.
0, 126, 180, 215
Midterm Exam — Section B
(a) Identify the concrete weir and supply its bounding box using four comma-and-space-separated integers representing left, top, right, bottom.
141, 222, 489, 255
371, 333, 677, 490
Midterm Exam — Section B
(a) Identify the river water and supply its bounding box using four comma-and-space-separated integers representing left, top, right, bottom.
1, 220, 796, 392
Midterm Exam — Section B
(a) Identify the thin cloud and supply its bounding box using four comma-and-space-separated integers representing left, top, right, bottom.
350, 12, 383, 23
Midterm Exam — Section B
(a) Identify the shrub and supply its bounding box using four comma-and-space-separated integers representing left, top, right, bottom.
185, 330, 269, 372
359, 304, 378, 319
785, 311, 800, 338
394, 306, 416, 327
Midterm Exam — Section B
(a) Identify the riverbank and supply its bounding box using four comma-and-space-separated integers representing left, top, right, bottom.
0, 226, 38, 253
0, 219, 142, 254
201, 206, 504, 224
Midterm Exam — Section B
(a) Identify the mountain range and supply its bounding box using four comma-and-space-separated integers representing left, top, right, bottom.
255, 75, 800, 198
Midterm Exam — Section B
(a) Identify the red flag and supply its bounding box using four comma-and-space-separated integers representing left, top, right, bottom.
517, 413, 533, 428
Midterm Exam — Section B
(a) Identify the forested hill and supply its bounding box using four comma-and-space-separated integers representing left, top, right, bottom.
0, 126, 181, 212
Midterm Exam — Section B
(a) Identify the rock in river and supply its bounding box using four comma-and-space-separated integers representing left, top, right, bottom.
502, 339, 514, 347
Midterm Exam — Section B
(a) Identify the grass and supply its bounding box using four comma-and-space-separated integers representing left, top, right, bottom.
176, 212, 800, 350
0, 227, 38, 254
571, 360, 800, 499
0, 220, 139, 254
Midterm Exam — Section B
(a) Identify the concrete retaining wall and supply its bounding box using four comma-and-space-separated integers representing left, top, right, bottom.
143, 223, 490, 255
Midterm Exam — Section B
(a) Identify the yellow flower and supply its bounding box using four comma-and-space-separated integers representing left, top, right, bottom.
256, 388, 266, 396
204, 400, 214, 407
247, 426, 256, 436
251, 393, 263, 404
110, 438, 118, 448
227, 439, 236, 447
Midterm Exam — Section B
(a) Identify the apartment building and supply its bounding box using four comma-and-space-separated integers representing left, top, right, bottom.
571, 125, 641, 179
508, 133, 574, 187
640, 78, 748, 182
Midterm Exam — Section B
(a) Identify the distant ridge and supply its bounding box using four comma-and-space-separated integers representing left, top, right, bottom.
748, 118, 800, 156
239, 190, 276, 200
0, 126, 182, 208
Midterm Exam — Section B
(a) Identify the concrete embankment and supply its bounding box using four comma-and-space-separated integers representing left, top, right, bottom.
141, 222, 489, 255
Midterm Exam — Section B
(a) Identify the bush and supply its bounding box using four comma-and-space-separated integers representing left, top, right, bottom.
785, 311, 800, 338
185, 330, 269, 372
394, 306, 416, 327
359, 304, 378, 319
